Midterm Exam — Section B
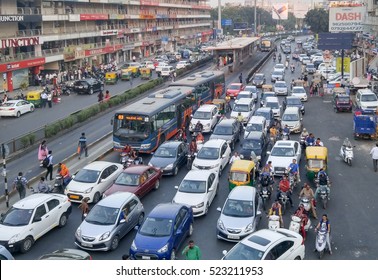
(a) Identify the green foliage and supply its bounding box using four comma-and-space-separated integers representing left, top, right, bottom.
45, 122, 61, 138
305, 8, 329, 34
20, 135, 30, 148
28, 133, 36, 145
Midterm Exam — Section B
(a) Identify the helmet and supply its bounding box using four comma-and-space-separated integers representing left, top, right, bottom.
303, 128, 307, 132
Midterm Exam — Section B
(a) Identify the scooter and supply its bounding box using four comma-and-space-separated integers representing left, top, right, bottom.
289, 213, 311, 233
315, 182, 330, 209
340, 144, 354, 166
53, 174, 71, 194
315, 228, 328, 259
259, 178, 271, 210
282, 131, 290, 140
278, 191, 289, 215
268, 215, 281, 230
299, 197, 312, 212
187, 153, 195, 170
291, 66, 295, 74
288, 172, 297, 190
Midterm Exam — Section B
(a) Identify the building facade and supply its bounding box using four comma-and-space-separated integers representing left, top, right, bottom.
0, 0, 212, 92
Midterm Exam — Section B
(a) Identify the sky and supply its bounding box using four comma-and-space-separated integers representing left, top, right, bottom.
209, 0, 244, 7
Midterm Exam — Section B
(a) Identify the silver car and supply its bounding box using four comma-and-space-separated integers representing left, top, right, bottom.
216, 186, 262, 242
271, 70, 285, 82
75, 192, 144, 251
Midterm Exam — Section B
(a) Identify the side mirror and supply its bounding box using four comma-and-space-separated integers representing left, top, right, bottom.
266, 151, 271, 155
208, 187, 214, 192
222, 250, 228, 256
216, 207, 221, 212
190, 114, 193, 118
119, 219, 126, 224
134, 225, 139, 230
151, 152, 154, 155
257, 210, 262, 216
300, 118, 303, 121
110, 119, 114, 125
194, 153, 197, 156
174, 185, 179, 189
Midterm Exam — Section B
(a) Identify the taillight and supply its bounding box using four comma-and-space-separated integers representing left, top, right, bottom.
9, 108, 15, 110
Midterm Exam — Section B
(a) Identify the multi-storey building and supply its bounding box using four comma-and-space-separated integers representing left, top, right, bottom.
0, 0, 212, 92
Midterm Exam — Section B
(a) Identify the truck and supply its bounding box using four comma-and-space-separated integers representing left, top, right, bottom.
350, 58, 369, 91
353, 111, 378, 140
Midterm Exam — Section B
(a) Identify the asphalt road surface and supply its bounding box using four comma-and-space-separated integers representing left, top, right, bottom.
10, 38, 378, 260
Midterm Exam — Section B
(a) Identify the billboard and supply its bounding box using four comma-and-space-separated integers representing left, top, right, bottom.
293, 4, 309, 19
329, 6, 366, 32
336, 57, 351, 73
272, 3, 288, 20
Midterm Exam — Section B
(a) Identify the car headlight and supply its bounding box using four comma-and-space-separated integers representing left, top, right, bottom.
256, 156, 261, 160
192, 163, 200, 168
217, 219, 225, 230
8, 234, 20, 245
75, 228, 81, 238
244, 223, 253, 233
157, 243, 169, 253
240, 154, 244, 159
131, 240, 137, 251
99, 231, 110, 241
141, 143, 151, 149
84, 187, 93, 194
164, 163, 174, 170
210, 163, 220, 169
206, 123, 210, 127
194, 202, 204, 208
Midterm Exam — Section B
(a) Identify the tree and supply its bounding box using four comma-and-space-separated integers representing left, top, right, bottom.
305, 8, 329, 33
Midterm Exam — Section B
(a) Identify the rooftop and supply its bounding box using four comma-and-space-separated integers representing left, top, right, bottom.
205, 37, 259, 51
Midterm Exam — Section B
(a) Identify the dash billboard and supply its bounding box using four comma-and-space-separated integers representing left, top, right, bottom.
329, 6, 365, 32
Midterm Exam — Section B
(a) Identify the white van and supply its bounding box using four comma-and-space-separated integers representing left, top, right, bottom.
280, 107, 302, 133
244, 115, 267, 138
230, 98, 255, 124
264, 96, 282, 120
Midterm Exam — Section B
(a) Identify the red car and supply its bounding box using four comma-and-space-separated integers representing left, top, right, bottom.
226, 83, 244, 98
103, 165, 162, 198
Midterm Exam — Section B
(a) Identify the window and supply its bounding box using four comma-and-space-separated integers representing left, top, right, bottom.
101, 168, 111, 179
34, 205, 47, 221
270, 241, 294, 259
46, 199, 60, 211
221, 143, 227, 155
155, 104, 176, 129
147, 168, 156, 177
127, 199, 138, 213
207, 173, 215, 189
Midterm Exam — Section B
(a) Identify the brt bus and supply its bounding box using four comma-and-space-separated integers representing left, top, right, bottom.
112, 87, 195, 153
260, 39, 273, 52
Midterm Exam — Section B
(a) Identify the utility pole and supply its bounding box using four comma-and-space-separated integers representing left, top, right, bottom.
254, 0, 257, 35
2, 144, 9, 208
218, 0, 222, 37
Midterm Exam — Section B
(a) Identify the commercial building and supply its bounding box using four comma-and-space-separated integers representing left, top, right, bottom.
0, 0, 212, 92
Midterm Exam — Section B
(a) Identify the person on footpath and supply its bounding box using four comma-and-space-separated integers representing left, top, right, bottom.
41, 91, 48, 108
104, 90, 111, 102
38, 140, 49, 167
182, 240, 201, 260
97, 90, 104, 103
370, 143, 378, 172
13, 172, 29, 199
45, 150, 54, 181
78, 132, 88, 159
47, 91, 52, 108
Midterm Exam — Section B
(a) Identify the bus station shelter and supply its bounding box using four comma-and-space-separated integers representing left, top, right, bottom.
206, 37, 259, 73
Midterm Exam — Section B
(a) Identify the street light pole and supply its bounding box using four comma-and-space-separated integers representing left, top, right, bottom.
254, 0, 257, 35
218, 0, 222, 36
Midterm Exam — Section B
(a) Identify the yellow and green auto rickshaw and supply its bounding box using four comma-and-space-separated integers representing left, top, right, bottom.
26, 89, 43, 107
305, 146, 328, 182
127, 62, 141, 77
105, 71, 118, 85
212, 99, 226, 115
262, 84, 273, 92
140, 67, 152, 80
228, 160, 256, 190
121, 69, 132, 81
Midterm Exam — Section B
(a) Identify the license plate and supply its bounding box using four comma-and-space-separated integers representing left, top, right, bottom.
142, 256, 151, 260
81, 242, 93, 248
227, 235, 240, 240
70, 195, 79, 200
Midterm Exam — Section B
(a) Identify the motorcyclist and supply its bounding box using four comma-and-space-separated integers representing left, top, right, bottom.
260, 163, 274, 192
237, 112, 244, 132
276, 175, 293, 207
273, 53, 276, 61
315, 214, 332, 255
285, 59, 289, 69
194, 120, 203, 132
268, 200, 283, 227
122, 144, 132, 155
305, 133, 316, 147
189, 137, 197, 155
196, 132, 204, 143
290, 62, 295, 72
293, 204, 309, 241
315, 172, 331, 200
225, 95, 232, 113
301, 128, 309, 139
269, 126, 278, 144
317, 168, 328, 180
282, 124, 290, 140
229, 151, 241, 164
278, 53, 282, 62
299, 183, 318, 219
315, 138, 324, 146
176, 128, 186, 142
58, 162, 71, 186
288, 158, 300, 184
37, 177, 51, 193
291, 79, 295, 89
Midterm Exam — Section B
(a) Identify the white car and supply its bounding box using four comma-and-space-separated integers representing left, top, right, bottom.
0, 193, 72, 253
190, 104, 219, 133
155, 62, 169, 73
318, 68, 336, 80
267, 140, 301, 176
273, 63, 285, 72
222, 228, 305, 260
217, 186, 262, 242
230, 98, 255, 123
172, 170, 219, 217
144, 61, 155, 70
0, 100, 35, 118
302, 56, 311, 65
244, 86, 258, 100
298, 54, 307, 62
274, 81, 288, 96
271, 69, 285, 82
356, 89, 378, 111
264, 96, 281, 119
311, 55, 323, 62
291, 86, 308, 101
176, 60, 190, 70
192, 139, 231, 176
65, 161, 124, 204
160, 66, 174, 77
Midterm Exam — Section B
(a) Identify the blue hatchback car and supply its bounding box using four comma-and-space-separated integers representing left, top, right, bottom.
130, 203, 194, 260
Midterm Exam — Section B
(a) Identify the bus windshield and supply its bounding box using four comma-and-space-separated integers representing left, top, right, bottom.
114, 116, 151, 137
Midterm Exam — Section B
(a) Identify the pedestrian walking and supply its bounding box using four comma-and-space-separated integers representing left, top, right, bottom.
13, 172, 29, 200
104, 90, 110, 102
129, 74, 133, 86
41, 91, 48, 108
45, 150, 54, 181
370, 143, 378, 172
182, 240, 201, 260
78, 132, 88, 159
78, 197, 90, 220
239, 73, 243, 84
97, 91, 104, 103
38, 140, 49, 167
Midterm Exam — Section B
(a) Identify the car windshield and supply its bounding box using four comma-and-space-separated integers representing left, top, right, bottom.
245, 86, 257, 93
197, 147, 219, 160
254, 75, 263, 80
308, 159, 324, 169
178, 180, 206, 193
222, 199, 254, 218
213, 125, 233, 135
74, 169, 100, 183
155, 147, 176, 158
139, 217, 172, 237
293, 88, 305, 94
287, 99, 301, 105
271, 147, 295, 157
275, 65, 284, 69
275, 83, 286, 88
223, 242, 264, 260
246, 123, 262, 132
255, 111, 270, 120
282, 113, 299, 121
272, 71, 283, 76
233, 104, 249, 112
193, 111, 211, 120
114, 173, 140, 186
85, 205, 119, 225
361, 94, 377, 102
266, 102, 279, 109
337, 96, 350, 102
307, 64, 315, 68
237, 93, 251, 100
243, 139, 261, 149
0, 207, 33, 226
1, 102, 15, 107
228, 84, 240, 90
230, 172, 248, 182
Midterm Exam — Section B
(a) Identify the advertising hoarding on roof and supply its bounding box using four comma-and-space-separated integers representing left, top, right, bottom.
329, 6, 366, 32
272, 3, 288, 20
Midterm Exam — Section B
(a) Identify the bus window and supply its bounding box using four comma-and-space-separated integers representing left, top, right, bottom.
155, 105, 175, 129
114, 117, 150, 136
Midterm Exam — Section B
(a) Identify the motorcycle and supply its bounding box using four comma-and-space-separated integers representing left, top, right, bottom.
268, 215, 281, 230
339, 142, 354, 166
300, 135, 307, 152
187, 153, 195, 170
175, 130, 186, 142
291, 66, 295, 74
53, 174, 71, 194
288, 172, 297, 190
315, 228, 328, 259
282, 131, 290, 140
315, 180, 330, 209
120, 152, 143, 168
259, 177, 271, 210
278, 191, 289, 215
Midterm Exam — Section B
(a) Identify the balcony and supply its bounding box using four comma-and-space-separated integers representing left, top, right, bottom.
0, 7, 41, 15
0, 47, 63, 63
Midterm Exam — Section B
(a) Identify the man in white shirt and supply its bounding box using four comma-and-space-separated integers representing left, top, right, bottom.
370, 143, 378, 172
229, 152, 240, 164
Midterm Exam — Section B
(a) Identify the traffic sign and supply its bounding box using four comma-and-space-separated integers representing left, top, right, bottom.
221, 19, 233, 26
318, 32, 354, 50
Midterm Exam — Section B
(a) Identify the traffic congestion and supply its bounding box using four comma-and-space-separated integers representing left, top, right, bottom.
1, 35, 378, 261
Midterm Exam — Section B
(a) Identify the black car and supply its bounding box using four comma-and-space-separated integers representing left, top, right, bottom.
252, 73, 266, 88
148, 141, 187, 176
73, 79, 104, 95
240, 131, 268, 165
209, 118, 240, 150
283, 96, 305, 115
283, 46, 291, 54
